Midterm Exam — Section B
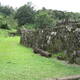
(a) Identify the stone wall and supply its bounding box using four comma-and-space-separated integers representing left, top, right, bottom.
20, 25, 80, 64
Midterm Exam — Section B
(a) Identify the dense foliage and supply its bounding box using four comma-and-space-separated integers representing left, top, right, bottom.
0, 14, 17, 29
15, 2, 35, 26
0, 4, 14, 16
0, 4, 17, 29
34, 10, 55, 29
15, 3, 80, 29
0, 2, 80, 29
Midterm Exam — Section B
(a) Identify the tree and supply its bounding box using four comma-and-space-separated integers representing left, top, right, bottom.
15, 2, 35, 26
34, 10, 54, 29
53, 10, 65, 20
0, 5, 14, 16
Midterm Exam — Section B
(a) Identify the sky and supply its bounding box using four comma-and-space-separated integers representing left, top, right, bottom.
0, 0, 80, 12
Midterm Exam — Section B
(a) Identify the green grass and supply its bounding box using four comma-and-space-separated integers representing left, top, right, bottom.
0, 29, 17, 37
0, 29, 80, 80
23, 24, 36, 29
0, 29, 9, 37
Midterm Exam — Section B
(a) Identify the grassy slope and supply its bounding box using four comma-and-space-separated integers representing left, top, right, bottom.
0, 29, 80, 80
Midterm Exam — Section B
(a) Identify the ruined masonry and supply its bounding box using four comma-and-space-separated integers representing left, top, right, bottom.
20, 24, 80, 64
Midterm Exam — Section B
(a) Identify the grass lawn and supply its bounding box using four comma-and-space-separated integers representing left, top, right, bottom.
0, 29, 80, 80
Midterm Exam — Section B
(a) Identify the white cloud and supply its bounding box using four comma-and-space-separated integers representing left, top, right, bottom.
0, 0, 80, 12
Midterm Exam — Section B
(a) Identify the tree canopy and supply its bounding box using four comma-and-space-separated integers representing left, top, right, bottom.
0, 4, 14, 16
34, 10, 55, 29
15, 2, 35, 26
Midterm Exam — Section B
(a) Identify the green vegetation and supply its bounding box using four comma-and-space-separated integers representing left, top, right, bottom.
14, 2, 80, 29
0, 29, 80, 80
15, 2, 35, 26
23, 24, 36, 29
0, 4, 14, 16
34, 10, 54, 29
0, 13, 17, 30
5, 15, 18, 29
0, 4, 17, 30
0, 2, 80, 29
0, 29, 10, 37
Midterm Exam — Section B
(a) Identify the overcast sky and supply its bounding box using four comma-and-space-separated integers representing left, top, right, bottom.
0, 0, 80, 12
